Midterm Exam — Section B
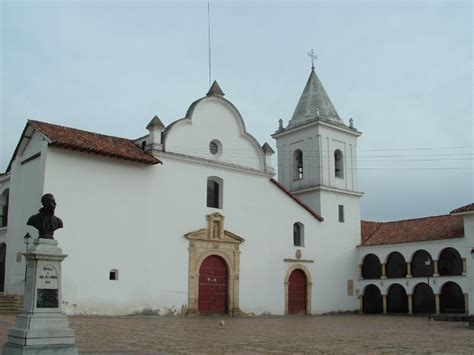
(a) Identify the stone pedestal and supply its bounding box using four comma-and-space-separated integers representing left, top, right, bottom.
2, 239, 78, 354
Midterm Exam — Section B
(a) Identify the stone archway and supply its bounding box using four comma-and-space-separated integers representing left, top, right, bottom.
185, 213, 244, 316
284, 264, 312, 315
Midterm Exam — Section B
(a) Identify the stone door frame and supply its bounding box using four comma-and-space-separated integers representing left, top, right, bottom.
185, 212, 244, 316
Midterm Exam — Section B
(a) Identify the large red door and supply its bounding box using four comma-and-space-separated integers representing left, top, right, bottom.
288, 269, 307, 314
198, 255, 228, 314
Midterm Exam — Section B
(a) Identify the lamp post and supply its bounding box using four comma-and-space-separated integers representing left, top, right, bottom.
425, 258, 431, 321
23, 233, 31, 282
470, 249, 474, 326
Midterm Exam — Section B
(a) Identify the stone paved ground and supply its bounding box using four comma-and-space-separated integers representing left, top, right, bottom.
0, 314, 472, 354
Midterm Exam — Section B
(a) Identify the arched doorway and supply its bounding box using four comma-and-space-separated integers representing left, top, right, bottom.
386, 252, 407, 278
413, 283, 435, 314
0, 243, 5, 292
440, 282, 465, 313
387, 284, 408, 313
361, 254, 382, 279
438, 248, 463, 276
288, 269, 307, 314
362, 285, 383, 314
198, 255, 228, 314
411, 250, 433, 277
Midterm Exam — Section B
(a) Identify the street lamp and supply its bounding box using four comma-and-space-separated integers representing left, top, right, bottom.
23, 233, 31, 282
425, 258, 431, 321
470, 249, 474, 327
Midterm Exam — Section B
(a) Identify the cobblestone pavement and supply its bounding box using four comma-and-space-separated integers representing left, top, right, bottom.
0, 314, 472, 354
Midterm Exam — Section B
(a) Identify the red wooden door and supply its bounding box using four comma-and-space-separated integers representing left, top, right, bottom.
199, 255, 228, 314
288, 269, 307, 314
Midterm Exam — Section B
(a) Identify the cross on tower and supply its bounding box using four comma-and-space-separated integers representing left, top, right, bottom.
307, 49, 318, 70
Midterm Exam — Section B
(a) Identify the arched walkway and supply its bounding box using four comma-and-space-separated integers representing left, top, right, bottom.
411, 250, 433, 277
386, 252, 407, 278
440, 282, 465, 314
198, 255, 228, 314
362, 285, 383, 314
288, 269, 307, 314
413, 283, 435, 314
361, 254, 382, 279
0, 243, 5, 292
438, 248, 463, 276
387, 284, 408, 313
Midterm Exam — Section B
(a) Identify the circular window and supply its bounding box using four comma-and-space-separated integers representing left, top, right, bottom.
209, 140, 222, 155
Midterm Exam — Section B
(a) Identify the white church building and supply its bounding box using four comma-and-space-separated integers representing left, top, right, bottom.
0, 67, 472, 317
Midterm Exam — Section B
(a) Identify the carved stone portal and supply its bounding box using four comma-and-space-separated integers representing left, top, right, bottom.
185, 212, 244, 315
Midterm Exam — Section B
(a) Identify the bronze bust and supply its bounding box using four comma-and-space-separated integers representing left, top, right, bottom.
27, 193, 63, 239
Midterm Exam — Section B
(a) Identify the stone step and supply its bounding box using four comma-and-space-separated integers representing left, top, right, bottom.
0, 294, 23, 314
432, 314, 468, 322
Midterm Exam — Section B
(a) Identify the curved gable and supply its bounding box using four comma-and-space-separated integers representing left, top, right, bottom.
164, 95, 265, 171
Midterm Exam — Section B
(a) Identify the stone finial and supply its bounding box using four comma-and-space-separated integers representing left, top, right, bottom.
278, 119, 283, 130
207, 81, 225, 96
146, 115, 165, 131
262, 142, 275, 154
349, 118, 354, 129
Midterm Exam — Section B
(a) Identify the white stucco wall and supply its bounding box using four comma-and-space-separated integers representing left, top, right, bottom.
38, 147, 358, 315
4, 131, 48, 294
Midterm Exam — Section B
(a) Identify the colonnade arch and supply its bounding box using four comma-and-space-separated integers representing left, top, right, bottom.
362, 284, 383, 314
387, 284, 408, 313
361, 254, 382, 279
440, 281, 465, 313
438, 248, 463, 276
386, 252, 407, 278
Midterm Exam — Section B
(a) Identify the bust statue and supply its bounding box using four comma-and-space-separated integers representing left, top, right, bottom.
27, 193, 63, 239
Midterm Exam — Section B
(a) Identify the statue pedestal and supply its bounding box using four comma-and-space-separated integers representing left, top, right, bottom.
2, 239, 78, 354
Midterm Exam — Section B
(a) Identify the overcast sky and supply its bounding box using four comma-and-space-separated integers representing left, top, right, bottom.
1, 0, 472, 221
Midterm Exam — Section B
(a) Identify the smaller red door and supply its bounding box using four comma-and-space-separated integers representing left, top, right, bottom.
288, 269, 307, 314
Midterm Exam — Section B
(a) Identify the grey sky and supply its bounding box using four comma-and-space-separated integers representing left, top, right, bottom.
1, 0, 472, 221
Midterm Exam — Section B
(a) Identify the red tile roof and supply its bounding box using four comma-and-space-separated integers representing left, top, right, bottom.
451, 203, 474, 214
270, 178, 324, 221
28, 120, 161, 165
361, 214, 464, 246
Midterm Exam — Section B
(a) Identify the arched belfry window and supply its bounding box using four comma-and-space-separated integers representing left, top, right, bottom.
0, 189, 9, 228
293, 222, 304, 247
207, 177, 223, 209
293, 150, 303, 180
334, 150, 344, 178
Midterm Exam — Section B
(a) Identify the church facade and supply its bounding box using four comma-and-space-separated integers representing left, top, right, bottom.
0, 68, 472, 317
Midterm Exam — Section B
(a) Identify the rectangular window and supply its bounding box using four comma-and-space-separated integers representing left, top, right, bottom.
207, 180, 220, 208
338, 205, 345, 223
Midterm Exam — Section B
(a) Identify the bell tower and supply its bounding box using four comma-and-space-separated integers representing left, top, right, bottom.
272, 63, 363, 224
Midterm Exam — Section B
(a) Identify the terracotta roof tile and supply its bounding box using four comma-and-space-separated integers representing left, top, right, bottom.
361, 214, 464, 246
28, 120, 161, 165
451, 203, 474, 214
270, 178, 323, 221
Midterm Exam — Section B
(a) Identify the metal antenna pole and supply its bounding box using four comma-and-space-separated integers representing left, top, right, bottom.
208, 1, 212, 87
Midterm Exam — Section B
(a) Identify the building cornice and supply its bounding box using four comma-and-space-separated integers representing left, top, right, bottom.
272, 118, 361, 139
158, 151, 275, 178
292, 184, 364, 197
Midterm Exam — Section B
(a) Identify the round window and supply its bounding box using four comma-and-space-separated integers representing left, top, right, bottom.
209, 140, 222, 156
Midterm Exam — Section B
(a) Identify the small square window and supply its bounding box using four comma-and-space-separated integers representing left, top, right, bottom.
338, 205, 345, 223
109, 269, 119, 281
